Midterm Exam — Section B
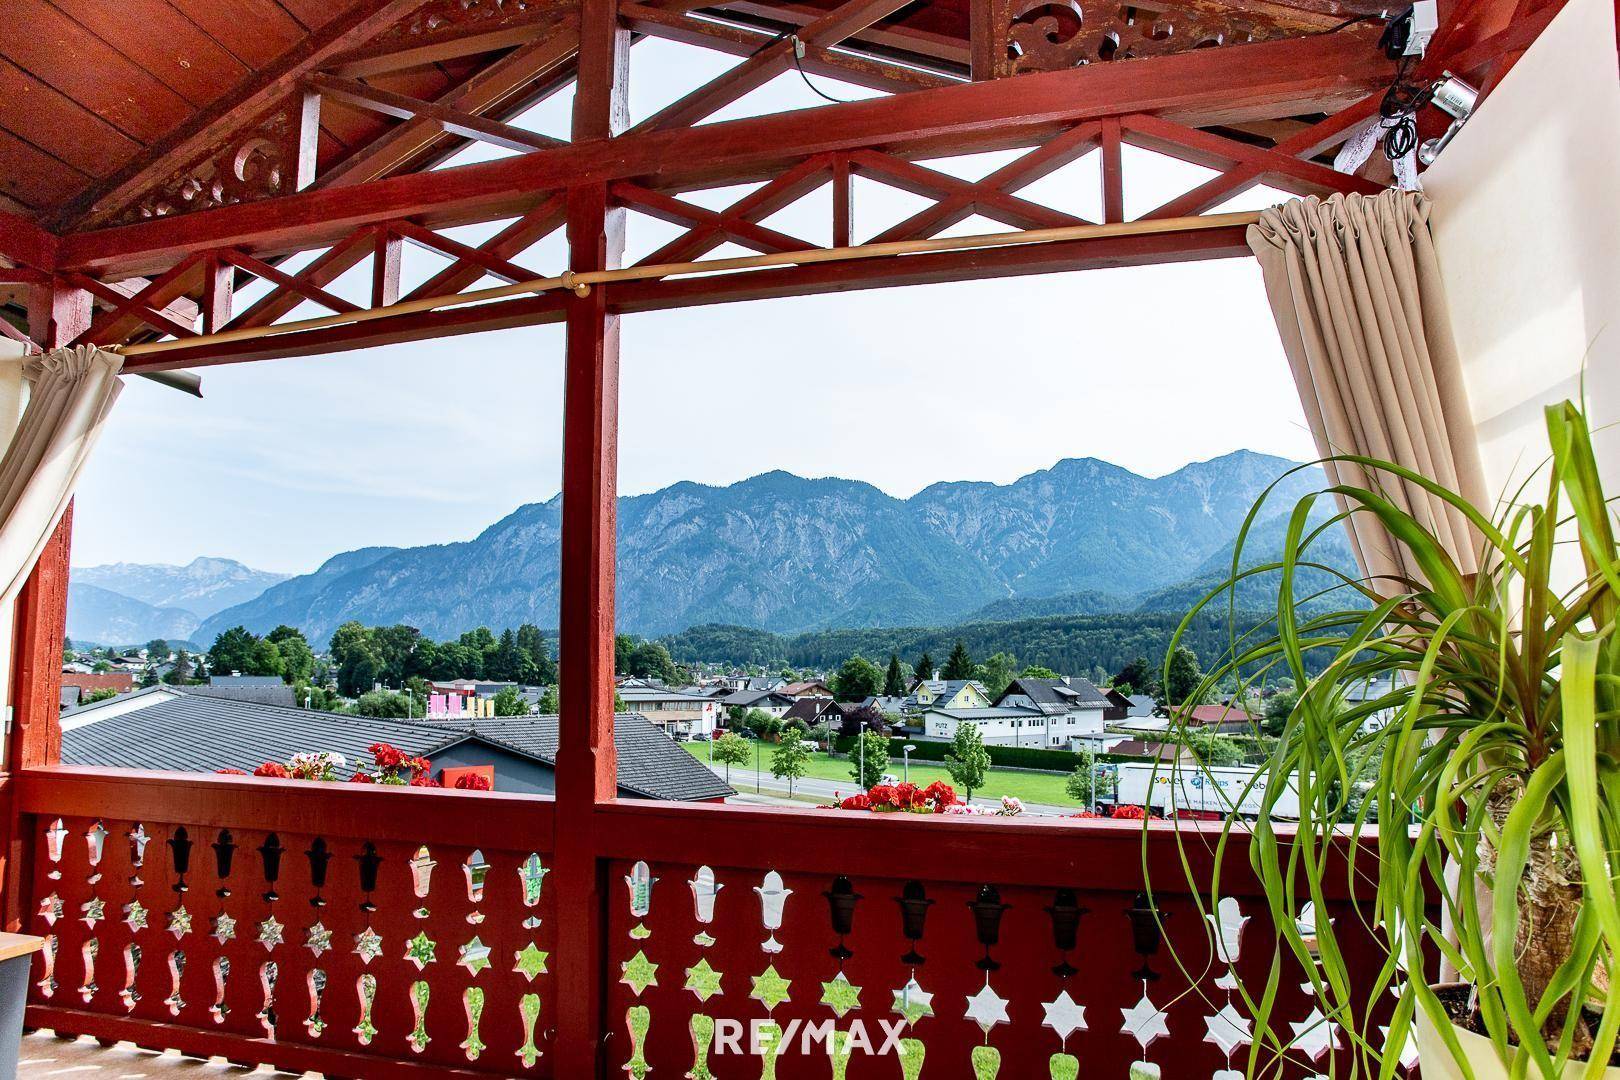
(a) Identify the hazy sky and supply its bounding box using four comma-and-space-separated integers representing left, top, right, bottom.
71, 40, 1315, 575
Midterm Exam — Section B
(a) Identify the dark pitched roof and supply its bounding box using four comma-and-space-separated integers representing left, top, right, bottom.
997, 677, 1111, 709
185, 682, 297, 707
781, 697, 834, 724
60, 688, 733, 802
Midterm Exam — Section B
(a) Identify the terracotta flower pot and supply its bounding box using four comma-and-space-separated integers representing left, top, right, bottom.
1414, 984, 1620, 1079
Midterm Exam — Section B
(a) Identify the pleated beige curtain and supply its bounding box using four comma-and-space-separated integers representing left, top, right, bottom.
0, 345, 123, 766
1248, 190, 1488, 586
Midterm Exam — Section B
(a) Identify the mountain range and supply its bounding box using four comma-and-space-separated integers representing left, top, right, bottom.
71, 451, 1348, 649
68, 558, 290, 646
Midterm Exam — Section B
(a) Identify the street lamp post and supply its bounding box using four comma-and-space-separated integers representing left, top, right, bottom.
755, 737, 762, 794
902, 743, 916, 784
405, 688, 413, 720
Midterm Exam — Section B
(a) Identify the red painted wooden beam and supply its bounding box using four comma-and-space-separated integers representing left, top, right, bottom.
56, 29, 1391, 280
0, 208, 58, 273
117, 224, 1248, 371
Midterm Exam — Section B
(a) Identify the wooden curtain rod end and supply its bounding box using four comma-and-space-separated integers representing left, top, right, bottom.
559, 271, 592, 298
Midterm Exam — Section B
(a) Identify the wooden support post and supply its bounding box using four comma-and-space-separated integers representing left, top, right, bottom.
1100, 116, 1125, 224
370, 226, 403, 309
202, 255, 235, 334
552, 0, 628, 1071
831, 154, 854, 249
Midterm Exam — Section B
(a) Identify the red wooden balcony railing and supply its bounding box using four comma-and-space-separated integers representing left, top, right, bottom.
12, 767, 1413, 1078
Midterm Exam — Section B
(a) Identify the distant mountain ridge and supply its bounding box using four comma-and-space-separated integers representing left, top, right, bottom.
68, 557, 292, 646
192, 450, 1347, 646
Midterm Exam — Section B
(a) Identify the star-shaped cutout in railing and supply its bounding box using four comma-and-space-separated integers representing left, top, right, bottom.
513, 941, 549, 982
166, 905, 191, 940
353, 926, 383, 964
1121, 991, 1169, 1050
122, 900, 148, 932
1205, 1001, 1252, 1056
1041, 988, 1088, 1041
1288, 1006, 1339, 1061
964, 980, 1010, 1033
210, 912, 236, 944
820, 972, 862, 1018
621, 950, 659, 996
256, 915, 284, 951
685, 958, 723, 1002
305, 921, 332, 957
891, 977, 934, 1027
749, 965, 791, 1012
457, 936, 492, 976
79, 898, 105, 928
403, 930, 437, 970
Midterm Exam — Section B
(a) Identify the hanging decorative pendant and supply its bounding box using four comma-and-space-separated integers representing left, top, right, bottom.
688, 865, 723, 940
356, 842, 382, 913
353, 973, 378, 1045
1126, 892, 1166, 982
1121, 989, 1170, 1050
353, 926, 383, 964
122, 899, 148, 932
211, 830, 237, 898
518, 853, 548, 908
970, 1044, 1002, 1080
209, 957, 231, 1023
749, 964, 791, 1012
620, 950, 658, 996
44, 818, 66, 879
84, 821, 108, 883
1041, 989, 1088, 1041
77, 938, 98, 1003
1045, 888, 1086, 978
820, 971, 862, 1018
624, 860, 656, 938
119, 944, 141, 1010
166, 904, 192, 940
209, 912, 236, 944
1048, 1052, 1080, 1080
167, 826, 193, 893
35, 935, 57, 998
964, 979, 1010, 1033
896, 881, 933, 966
305, 839, 331, 908
463, 849, 490, 904
258, 834, 285, 903
257, 961, 279, 1038
407, 980, 431, 1053
898, 1038, 926, 1080
127, 823, 150, 886
967, 885, 1009, 972
684, 958, 723, 1002
624, 1004, 651, 1080
754, 871, 792, 954
163, 949, 184, 1015
516, 992, 542, 1068
304, 969, 327, 1038
461, 987, 486, 1061
891, 977, 934, 1027
408, 845, 436, 906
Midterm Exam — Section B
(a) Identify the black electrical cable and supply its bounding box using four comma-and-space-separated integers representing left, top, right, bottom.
790, 39, 860, 104
1378, 53, 1432, 161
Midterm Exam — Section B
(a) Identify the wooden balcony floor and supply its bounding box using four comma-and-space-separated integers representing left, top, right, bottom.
20, 1031, 306, 1078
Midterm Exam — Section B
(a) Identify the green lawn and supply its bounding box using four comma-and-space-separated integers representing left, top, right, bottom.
683, 743, 1081, 807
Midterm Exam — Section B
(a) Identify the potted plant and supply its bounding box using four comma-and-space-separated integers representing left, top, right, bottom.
1167, 400, 1619, 1077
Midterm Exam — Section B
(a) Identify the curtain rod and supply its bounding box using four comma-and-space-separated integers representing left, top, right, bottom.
114, 210, 1263, 360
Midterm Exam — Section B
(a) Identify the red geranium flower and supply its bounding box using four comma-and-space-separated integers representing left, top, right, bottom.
348, 771, 376, 784
253, 761, 289, 778
453, 773, 492, 791
216, 767, 247, 776
409, 774, 442, 788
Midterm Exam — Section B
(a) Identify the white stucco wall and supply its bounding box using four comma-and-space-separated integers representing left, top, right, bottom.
1424, 0, 1620, 505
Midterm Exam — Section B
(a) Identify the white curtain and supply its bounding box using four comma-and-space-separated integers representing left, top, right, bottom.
0, 346, 123, 765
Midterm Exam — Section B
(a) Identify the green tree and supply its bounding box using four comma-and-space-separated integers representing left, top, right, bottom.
913, 650, 934, 682
742, 708, 782, 739
1164, 646, 1202, 705
83, 687, 119, 705
354, 689, 410, 718
1114, 656, 1155, 696
292, 680, 342, 711
515, 624, 555, 684
940, 639, 975, 680
976, 651, 1019, 697
883, 653, 906, 697
266, 625, 314, 683
1021, 665, 1059, 680
1185, 728, 1244, 766
770, 736, 811, 795
850, 730, 889, 790
712, 732, 750, 784
145, 639, 171, 661
1262, 689, 1299, 738
537, 685, 560, 713
620, 638, 682, 684
832, 655, 882, 702
945, 722, 991, 802
337, 645, 382, 698
209, 626, 283, 678
1064, 749, 1097, 806
164, 649, 194, 686
492, 685, 529, 716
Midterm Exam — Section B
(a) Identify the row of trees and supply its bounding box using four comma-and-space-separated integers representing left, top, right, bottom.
328, 622, 558, 696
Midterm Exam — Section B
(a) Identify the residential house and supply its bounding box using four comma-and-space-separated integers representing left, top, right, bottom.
904, 678, 990, 714
60, 672, 134, 698
718, 688, 795, 718
60, 687, 733, 801
781, 696, 838, 729
994, 676, 1115, 749
616, 682, 721, 737
1126, 694, 1157, 717
780, 679, 832, 698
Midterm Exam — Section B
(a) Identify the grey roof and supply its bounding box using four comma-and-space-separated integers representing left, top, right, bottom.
926, 706, 1043, 720
60, 687, 732, 802
1127, 694, 1157, 716
996, 677, 1110, 710
719, 689, 792, 708
209, 675, 285, 687
185, 682, 297, 707
860, 695, 907, 714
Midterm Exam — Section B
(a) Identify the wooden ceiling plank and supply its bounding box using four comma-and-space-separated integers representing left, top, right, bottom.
0, 60, 144, 177
164, 0, 309, 68
45, 0, 252, 106
1, 0, 196, 144
0, 209, 60, 272
57, 30, 1395, 277
60, 0, 435, 230
308, 73, 566, 152
0, 131, 92, 215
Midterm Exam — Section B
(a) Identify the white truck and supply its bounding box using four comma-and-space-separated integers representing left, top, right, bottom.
1107, 761, 1302, 820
